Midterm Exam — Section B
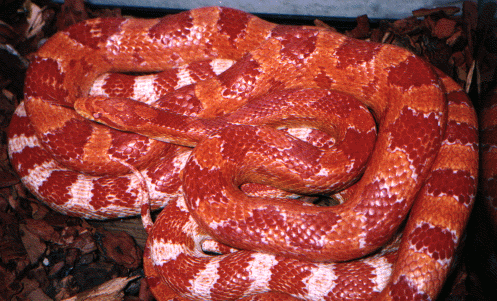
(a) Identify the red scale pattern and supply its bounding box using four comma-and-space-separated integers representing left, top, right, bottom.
218, 7, 251, 46
8, 6, 479, 300
153, 70, 180, 96
149, 208, 206, 295
37, 170, 79, 206
286, 211, 341, 251
41, 118, 92, 164
80, 96, 152, 129
108, 131, 158, 167
182, 118, 374, 260
249, 206, 340, 254
340, 128, 376, 162
446, 90, 470, 105
210, 252, 253, 300
330, 260, 378, 300
183, 159, 231, 210
409, 222, 455, 261
8, 115, 41, 177
357, 179, 409, 247
264, 78, 285, 95
7, 111, 32, 137
334, 38, 382, 69
90, 176, 137, 210
390, 276, 429, 301
186, 61, 219, 82
24, 57, 68, 101
101, 73, 137, 98
388, 107, 441, 176
425, 169, 476, 206
314, 66, 336, 89
271, 26, 318, 65
268, 259, 314, 297
148, 11, 194, 47
10, 145, 50, 178
254, 137, 323, 180
218, 55, 261, 98
445, 120, 478, 148
164, 253, 208, 296
155, 86, 203, 115
386, 56, 438, 91
144, 147, 186, 194
66, 18, 125, 50
131, 51, 146, 65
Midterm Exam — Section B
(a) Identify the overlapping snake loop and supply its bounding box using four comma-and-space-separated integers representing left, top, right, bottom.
8, 6, 478, 300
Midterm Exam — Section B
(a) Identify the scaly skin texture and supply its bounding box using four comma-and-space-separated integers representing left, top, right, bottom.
7, 6, 478, 301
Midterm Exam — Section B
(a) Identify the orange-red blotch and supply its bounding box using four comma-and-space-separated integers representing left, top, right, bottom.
268, 259, 314, 296
102, 73, 137, 98
390, 275, 430, 301
357, 179, 408, 247
334, 38, 383, 69
38, 171, 79, 206
24, 57, 68, 102
65, 18, 125, 50
445, 120, 478, 149
218, 7, 251, 46
218, 55, 261, 98
10, 145, 48, 177
90, 176, 137, 210
41, 118, 92, 163
148, 11, 194, 45
425, 169, 476, 207
387, 56, 438, 92
109, 130, 154, 166
330, 261, 376, 300
8, 111, 34, 138
210, 252, 253, 299
271, 26, 318, 65
155, 85, 203, 115
187, 60, 219, 82
388, 107, 441, 176
409, 222, 456, 261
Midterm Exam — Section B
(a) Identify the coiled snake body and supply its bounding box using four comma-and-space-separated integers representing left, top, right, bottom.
8, 6, 478, 301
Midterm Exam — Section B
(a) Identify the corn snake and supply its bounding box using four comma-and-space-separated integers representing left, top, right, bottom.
7, 6, 478, 300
